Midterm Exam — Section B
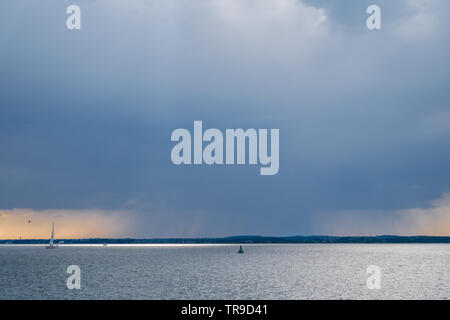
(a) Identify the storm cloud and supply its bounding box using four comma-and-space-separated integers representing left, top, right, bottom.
1, 0, 449, 237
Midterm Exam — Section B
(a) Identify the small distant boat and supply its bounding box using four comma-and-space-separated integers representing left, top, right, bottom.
46, 222, 58, 249
238, 245, 244, 254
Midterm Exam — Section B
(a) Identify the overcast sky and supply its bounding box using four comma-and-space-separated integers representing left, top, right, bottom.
1, 0, 450, 238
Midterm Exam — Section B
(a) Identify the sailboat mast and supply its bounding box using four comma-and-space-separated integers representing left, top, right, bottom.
45, 221, 58, 249
50, 221, 54, 245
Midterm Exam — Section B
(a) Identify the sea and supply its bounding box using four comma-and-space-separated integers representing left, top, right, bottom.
0, 244, 448, 299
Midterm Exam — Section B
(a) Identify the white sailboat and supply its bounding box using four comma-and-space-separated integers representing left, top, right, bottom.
46, 222, 58, 249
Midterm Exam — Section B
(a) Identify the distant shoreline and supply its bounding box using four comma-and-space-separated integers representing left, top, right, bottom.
1, 235, 450, 244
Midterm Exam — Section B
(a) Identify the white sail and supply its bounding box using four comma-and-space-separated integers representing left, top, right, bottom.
46, 221, 58, 249
50, 222, 54, 246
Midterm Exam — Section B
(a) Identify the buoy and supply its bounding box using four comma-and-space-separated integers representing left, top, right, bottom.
238, 245, 244, 254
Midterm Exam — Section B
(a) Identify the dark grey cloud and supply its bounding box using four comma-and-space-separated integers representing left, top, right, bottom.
1, 0, 450, 236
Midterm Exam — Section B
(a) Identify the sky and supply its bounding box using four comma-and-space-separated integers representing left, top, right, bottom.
1, 0, 450, 238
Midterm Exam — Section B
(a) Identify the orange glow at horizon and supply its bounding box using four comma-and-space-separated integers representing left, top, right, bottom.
0, 208, 135, 239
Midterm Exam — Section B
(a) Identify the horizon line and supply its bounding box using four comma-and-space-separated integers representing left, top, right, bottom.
2, 234, 450, 241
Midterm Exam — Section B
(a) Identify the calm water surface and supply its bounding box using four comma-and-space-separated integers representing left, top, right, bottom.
0, 244, 448, 299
